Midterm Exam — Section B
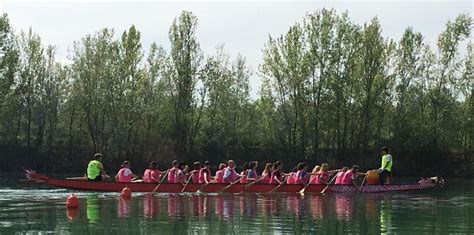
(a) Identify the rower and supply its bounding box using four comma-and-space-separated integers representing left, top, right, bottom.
176, 162, 188, 183
239, 162, 250, 183
115, 161, 138, 183
313, 163, 339, 184
223, 160, 238, 183
295, 163, 309, 185
309, 165, 321, 184
143, 161, 162, 183
379, 146, 393, 184
246, 161, 258, 183
341, 165, 366, 186
215, 163, 227, 183
286, 167, 297, 184
191, 162, 201, 183
260, 163, 273, 184
167, 160, 179, 183
86, 153, 110, 181
335, 167, 349, 185
270, 161, 284, 184
198, 161, 212, 184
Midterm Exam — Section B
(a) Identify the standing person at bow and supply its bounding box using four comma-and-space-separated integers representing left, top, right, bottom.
199, 161, 213, 184
270, 161, 285, 184
143, 161, 162, 183
260, 163, 273, 184
223, 160, 239, 183
167, 160, 179, 183
379, 146, 393, 184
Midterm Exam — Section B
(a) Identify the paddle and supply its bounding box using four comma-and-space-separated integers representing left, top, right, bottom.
269, 177, 288, 193
180, 174, 194, 192
243, 177, 263, 190
217, 178, 241, 193
152, 170, 169, 193
358, 176, 367, 192
320, 173, 338, 194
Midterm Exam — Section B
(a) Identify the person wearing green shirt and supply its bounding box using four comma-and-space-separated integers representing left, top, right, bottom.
87, 153, 110, 181
378, 146, 393, 184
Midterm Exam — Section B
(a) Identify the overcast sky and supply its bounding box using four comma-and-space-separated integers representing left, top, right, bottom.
1, 0, 472, 96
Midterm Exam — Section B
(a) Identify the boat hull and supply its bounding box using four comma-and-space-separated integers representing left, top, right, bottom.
44, 178, 438, 193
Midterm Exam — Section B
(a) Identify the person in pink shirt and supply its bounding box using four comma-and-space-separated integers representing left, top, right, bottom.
167, 160, 179, 183
215, 163, 227, 183
309, 165, 321, 184
260, 163, 273, 184
199, 161, 212, 184
341, 165, 366, 186
246, 161, 258, 183
239, 162, 250, 184
143, 161, 162, 183
295, 163, 309, 185
270, 161, 285, 184
190, 162, 201, 183
223, 160, 239, 183
176, 162, 189, 184
335, 167, 349, 185
115, 161, 138, 182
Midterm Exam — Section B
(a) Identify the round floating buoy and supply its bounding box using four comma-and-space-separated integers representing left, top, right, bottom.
66, 194, 79, 208
121, 186, 132, 199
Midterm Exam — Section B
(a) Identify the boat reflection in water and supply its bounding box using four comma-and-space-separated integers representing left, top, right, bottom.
335, 194, 353, 220
143, 193, 159, 218
118, 196, 132, 218
86, 195, 101, 223
308, 194, 324, 219
66, 208, 79, 221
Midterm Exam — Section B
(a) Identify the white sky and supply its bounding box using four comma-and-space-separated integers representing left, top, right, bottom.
1, 0, 472, 96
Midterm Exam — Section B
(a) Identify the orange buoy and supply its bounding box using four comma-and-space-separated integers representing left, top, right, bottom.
366, 170, 379, 185
66, 194, 79, 208
121, 187, 132, 199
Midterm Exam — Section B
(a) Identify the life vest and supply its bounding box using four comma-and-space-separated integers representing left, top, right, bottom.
335, 171, 345, 185
224, 167, 238, 183
215, 170, 225, 183
143, 169, 160, 183
309, 173, 321, 184
176, 169, 186, 183
240, 170, 247, 184
270, 170, 284, 184
168, 167, 178, 183
286, 172, 297, 184
117, 167, 133, 182
341, 170, 355, 185
381, 154, 393, 172
317, 172, 329, 184
296, 170, 309, 184
260, 170, 271, 184
87, 160, 101, 180
198, 168, 211, 183
191, 170, 200, 183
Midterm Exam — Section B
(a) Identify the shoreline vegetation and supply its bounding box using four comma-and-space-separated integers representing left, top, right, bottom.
0, 9, 472, 177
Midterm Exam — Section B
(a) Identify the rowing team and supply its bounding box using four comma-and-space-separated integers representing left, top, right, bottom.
87, 153, 366, 186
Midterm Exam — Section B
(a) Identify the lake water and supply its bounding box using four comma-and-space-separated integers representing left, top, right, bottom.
0, 177, 473, 234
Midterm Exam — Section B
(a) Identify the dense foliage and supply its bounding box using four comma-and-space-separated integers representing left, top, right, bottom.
0, 10, 472, 176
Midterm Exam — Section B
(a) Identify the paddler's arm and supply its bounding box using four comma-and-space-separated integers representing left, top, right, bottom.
98, 162, 108, 176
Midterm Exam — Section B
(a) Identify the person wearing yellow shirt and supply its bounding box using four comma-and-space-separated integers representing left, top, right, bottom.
87, 153, 110, 181
378, 146, 393, 184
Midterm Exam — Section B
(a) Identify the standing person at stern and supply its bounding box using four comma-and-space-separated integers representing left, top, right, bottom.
379, 146, 393, 184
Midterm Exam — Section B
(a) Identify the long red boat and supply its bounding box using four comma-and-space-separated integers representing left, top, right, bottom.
24, 170, 443, 194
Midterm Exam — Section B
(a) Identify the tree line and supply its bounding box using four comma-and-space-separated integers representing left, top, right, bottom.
0, 9, 472, 176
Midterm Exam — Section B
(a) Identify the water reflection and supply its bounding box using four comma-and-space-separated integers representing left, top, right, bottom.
86, 195, 101, 223
143, 193, 159, 218
66, 208, 79, 221
335, 194, 353, 220
118, 197, 132, 218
